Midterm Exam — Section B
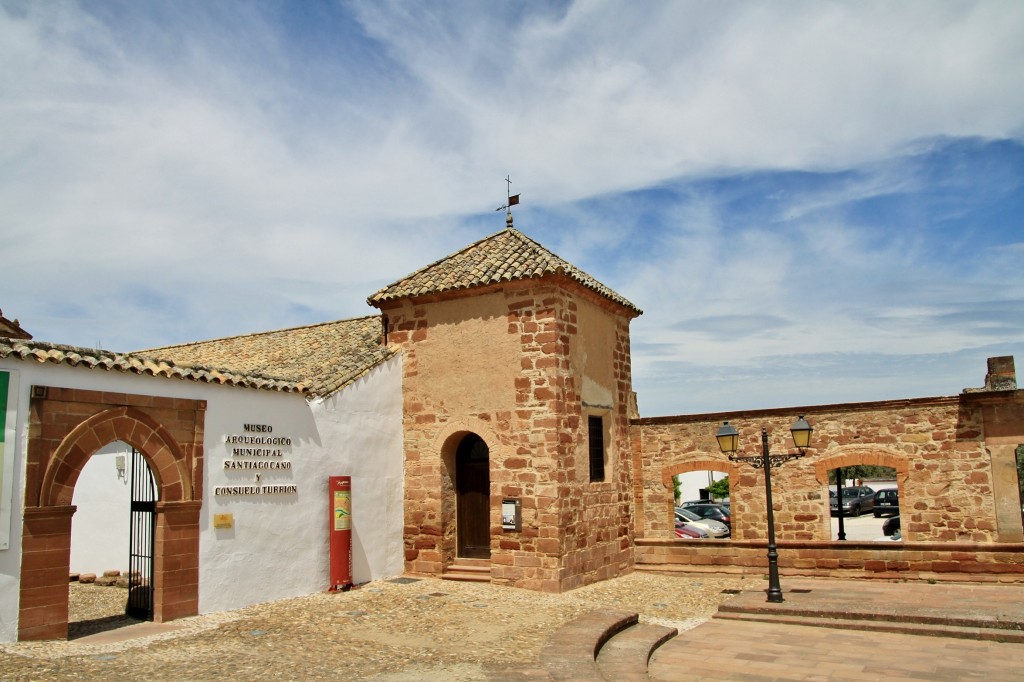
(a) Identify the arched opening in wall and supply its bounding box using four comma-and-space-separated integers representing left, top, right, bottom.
21, 394, 202, 641
828, 464, 899, 542
455, 433, 491, 559
1016, 445, 1024, 525
673, 470, 731, 539
68, 442, 157, 638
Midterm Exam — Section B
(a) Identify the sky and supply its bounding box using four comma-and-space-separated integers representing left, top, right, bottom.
2, 0, 1023, 417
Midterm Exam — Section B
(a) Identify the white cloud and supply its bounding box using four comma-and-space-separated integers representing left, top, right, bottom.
2, 1, 1023, 412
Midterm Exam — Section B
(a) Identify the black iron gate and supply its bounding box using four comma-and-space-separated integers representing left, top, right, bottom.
126, 447, 157, 620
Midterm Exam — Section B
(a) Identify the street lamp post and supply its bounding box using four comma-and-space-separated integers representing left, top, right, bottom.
835, 465, 847, 541
716, 416, 813, 603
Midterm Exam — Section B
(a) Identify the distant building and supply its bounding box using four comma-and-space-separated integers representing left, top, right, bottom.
0, 309, 31, 340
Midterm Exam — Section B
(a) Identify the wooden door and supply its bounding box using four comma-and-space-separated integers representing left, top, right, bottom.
456, 434, 490, 559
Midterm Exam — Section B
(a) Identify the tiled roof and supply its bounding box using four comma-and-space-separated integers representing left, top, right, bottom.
142, 315, 395, 398
0, 308, 32, 340
0, 338, 303, 393
367, 225, 642, 315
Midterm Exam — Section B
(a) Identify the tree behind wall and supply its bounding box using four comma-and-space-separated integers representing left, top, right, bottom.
828, 466, 896, 484
707, 475, 730, 501
1016, 445, 1024, 507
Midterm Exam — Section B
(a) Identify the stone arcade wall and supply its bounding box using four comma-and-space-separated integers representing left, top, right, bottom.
629, 363, 1024, 581
384, 277, 636, 592
633, 398, 1006, 543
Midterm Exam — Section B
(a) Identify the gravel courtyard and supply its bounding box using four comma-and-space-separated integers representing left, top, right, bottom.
1, 572, 748, 681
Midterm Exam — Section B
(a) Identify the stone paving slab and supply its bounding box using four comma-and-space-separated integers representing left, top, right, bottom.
718, 577, 1024, 630
73, 621, 186, 646
649, 618, 1024, 681
650, 578, 1024, 681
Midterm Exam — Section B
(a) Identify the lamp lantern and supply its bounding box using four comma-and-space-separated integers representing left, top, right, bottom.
790, 415, 813, 450
715, 421, 739, 454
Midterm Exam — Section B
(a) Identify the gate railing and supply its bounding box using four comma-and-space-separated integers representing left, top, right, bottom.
126, 448, 157, 620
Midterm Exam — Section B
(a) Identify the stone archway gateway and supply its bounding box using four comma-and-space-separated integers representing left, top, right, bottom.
19, 386, 204, 641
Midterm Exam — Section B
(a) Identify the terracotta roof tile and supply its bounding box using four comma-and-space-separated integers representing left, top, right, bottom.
0, 338, 303, 393
142, 315, 395, 397
367, 226, 642, 315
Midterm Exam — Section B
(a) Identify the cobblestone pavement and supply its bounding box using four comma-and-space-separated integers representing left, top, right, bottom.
1, 573, 748, 681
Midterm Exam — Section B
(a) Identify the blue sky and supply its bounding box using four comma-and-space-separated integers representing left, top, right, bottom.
2, 1, 1023, 416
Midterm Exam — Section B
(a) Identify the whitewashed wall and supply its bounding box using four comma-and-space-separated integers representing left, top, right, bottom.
312, 357, 405, 587
0, 353, 405, 642
198, 355, 404, 613
69, 442, 132, 575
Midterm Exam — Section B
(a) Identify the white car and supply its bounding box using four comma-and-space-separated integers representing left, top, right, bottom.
675, 508, 730, 538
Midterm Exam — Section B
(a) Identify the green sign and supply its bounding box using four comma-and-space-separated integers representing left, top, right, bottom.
0, 370, 12, 550
0, 370, 8, 498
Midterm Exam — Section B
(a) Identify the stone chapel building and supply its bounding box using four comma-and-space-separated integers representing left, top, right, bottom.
365, 216, 642, 591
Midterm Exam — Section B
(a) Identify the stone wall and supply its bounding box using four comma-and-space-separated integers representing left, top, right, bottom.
635, 538, 1024, 582
631, 392, 1024, 545
383, 277, 637, 592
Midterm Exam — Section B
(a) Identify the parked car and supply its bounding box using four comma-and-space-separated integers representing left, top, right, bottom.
882, 515, 901, 539
675, 521, 709, 539
675, 508, 730, 538
872, 489, 899, 517
680, 502, 731, 528
829, 486, 876, 516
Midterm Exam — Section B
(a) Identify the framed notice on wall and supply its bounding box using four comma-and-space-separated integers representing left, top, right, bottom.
0, 370, 18, 550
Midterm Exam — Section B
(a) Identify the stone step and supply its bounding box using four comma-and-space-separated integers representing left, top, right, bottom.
716, 599, 1024, 632
441, 561, 491, 583
452, 557, 491, 569
440, 571, 492, 583
712, 611, 1024, 643
595, 622, 678, 681
487, 610, 677, 680
539, 609, 638, 681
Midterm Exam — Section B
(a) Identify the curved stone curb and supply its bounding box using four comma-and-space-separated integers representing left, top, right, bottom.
539, 609, 638, 681
596, 622, 678, 681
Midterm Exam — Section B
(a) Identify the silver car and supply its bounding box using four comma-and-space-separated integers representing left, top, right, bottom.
675, 507, 730, 538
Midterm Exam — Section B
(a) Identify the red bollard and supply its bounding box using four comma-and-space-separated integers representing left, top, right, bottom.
329, 476, 352, 591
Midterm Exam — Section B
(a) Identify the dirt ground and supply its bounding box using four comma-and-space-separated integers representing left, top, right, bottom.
1, 572, 749, 681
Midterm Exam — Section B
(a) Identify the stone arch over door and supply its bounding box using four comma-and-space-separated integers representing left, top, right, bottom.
20, 386, 205, 641
435, 421, 501, 569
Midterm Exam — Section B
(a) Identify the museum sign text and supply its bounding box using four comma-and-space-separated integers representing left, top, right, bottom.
215, 423, 297, 496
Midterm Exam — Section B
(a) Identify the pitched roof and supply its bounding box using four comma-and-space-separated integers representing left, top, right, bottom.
0, 308, 32, 340
0, 338, 303, 393
142, 315, 395, 398
367, 224, 642, 315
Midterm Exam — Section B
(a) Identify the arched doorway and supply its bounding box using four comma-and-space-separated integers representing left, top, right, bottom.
20, 388, 204, 641
455, 433, 490, 559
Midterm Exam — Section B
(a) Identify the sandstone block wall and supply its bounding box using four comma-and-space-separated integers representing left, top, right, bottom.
631, 393, 1024, 545
384, 278, 637, 592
